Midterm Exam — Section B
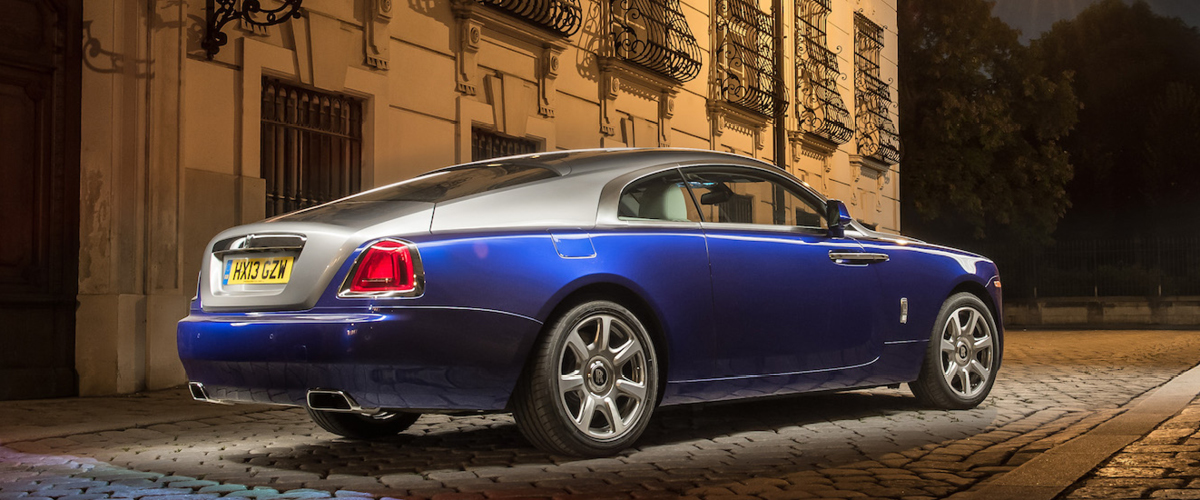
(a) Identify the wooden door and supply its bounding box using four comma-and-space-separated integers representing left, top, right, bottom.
0, 0, 81, 400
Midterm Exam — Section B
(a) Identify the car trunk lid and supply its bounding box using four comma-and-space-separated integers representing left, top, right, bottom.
198, 201, 434, 312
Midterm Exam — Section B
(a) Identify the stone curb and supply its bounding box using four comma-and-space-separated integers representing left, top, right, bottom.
950, 360, 1200, 500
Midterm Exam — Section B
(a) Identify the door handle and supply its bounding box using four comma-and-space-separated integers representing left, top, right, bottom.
829, 251, 889, 265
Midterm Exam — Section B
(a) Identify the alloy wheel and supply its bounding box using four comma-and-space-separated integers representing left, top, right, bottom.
555, 313, 649, 441
938, 306, 994, 398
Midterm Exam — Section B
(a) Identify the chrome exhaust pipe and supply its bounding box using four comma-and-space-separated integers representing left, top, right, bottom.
188, 382, 210, 401
188, 382, 231, 404
306, 389, 380, 415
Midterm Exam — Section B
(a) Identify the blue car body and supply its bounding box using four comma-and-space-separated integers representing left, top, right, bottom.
178, 148, 1002, 414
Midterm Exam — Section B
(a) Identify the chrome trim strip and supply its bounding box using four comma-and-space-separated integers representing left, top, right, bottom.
367, 305, 543, 325
673, 356, 880, 384
215, 233, 308, 252
698, 222, 829, 235
828, 251, 890, 264
884, 339, 927, 345
213, 246, 304, 257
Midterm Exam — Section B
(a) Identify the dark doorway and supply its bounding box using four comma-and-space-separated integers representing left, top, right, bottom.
0, 0, 82, 400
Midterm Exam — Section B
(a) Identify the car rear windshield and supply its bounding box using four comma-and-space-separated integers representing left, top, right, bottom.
349, 163, 559, 203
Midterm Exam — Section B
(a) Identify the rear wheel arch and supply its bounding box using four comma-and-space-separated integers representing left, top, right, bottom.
529, 281, 670, 405
511, 293, 663, 455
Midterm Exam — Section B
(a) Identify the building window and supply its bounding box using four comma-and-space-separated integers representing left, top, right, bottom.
714, 0, 783, 117
471, 127, 540, 161
610, 0, 702, 82
796, 0, 853, 144
475, 0, 583, 36
260, 79, 364, 217
853, 13, 899, 165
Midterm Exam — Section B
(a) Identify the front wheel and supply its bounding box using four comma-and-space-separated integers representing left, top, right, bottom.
910, 292, 1001, 409
512, 300, 659, 457
306, 408, 421, 439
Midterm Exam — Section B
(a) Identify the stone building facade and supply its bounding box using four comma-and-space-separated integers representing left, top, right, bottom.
0, 0, 899, 398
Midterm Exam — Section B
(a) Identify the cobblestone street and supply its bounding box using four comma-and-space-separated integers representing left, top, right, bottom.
4, 330, 1200, 500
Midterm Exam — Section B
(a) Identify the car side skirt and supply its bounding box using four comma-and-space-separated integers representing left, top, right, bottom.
659, 340, 927, 405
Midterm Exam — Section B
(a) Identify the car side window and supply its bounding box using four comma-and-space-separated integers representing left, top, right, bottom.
618, 170, 701, 222
682, 168, 827, 229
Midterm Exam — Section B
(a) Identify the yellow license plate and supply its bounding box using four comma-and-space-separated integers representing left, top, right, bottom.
222, 256, 294, 285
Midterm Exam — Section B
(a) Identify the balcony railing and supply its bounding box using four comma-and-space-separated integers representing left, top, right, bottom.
610, 0, 702, 82
714, 0, 785, 117
853, 14, 898, 165
797, 38, 853, 144
854, 69, 900, 164
477, 0, 583, 37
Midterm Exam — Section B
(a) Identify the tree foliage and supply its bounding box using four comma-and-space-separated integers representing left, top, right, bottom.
898, 0, 1077, 245
1035, 0, 1200, 235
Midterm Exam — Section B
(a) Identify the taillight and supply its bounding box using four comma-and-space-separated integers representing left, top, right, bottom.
339, 239, 424, 297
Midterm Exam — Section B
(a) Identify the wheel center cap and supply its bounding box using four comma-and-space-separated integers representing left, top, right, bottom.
587, 359, 612, 392
957, 344, 969, 360
592, 365, 608, 386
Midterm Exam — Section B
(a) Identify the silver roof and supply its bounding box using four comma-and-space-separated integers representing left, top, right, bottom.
269, 147, 792, 233
197, 148, 831, 311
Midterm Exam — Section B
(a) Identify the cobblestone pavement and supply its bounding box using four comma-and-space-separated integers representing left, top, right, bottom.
1062, 396, 1200, 500
3, 330, 1200, 500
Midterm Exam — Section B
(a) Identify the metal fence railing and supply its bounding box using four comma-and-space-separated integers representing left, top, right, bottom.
985, 237, 1200, 299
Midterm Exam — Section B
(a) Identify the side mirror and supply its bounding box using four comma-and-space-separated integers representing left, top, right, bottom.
826, 200, 852, 237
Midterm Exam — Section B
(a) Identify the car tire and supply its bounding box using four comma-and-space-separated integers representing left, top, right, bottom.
910, 292, 1002, 409
512, 300, 659, 457
306, 408, 420, 439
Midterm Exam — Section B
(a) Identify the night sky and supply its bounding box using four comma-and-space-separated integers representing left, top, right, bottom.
990, 0, 1200, 41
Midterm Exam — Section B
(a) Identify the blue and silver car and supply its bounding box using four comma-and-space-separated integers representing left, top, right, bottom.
179, 148, 1002, 456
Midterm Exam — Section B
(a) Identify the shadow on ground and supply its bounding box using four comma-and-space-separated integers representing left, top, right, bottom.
225, 389, 978, 478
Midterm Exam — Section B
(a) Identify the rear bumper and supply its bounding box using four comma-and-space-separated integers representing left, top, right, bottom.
177, 306, 543, 411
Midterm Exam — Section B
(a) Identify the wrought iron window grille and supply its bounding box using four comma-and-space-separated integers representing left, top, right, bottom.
471, 128, 541, 161
609, 0, 702, 83
474, 0, 583, 37
853, 13, 899, 165
795, 0, 853, 145
261, 79, 364, 217
203, 0, 303, 60
714, 0, 785, 117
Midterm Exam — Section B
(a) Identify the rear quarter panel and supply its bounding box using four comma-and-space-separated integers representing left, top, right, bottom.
317, 228, 716, 384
